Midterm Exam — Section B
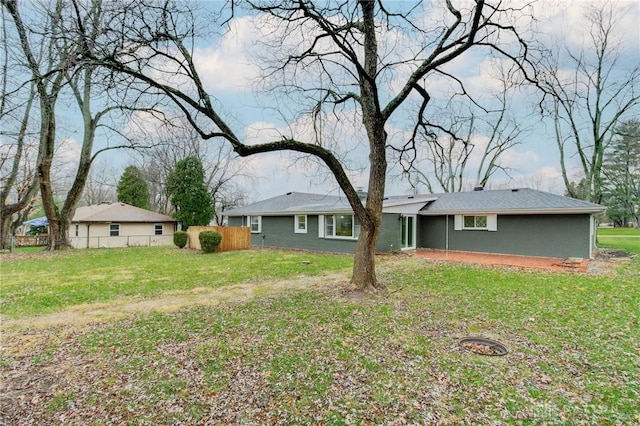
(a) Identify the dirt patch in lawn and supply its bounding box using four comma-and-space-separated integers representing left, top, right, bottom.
0, 272, 351, 355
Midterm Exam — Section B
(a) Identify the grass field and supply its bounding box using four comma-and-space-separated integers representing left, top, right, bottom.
1, 247, 638, 424
597, 227, 640, 254
0, 247, 353, 318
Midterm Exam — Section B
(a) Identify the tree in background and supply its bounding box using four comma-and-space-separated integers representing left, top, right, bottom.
540, 2, 639, 203
166, 157, 213, 229
0, 4, 42, 248
82, 160, 117, 205
602, 119, 640, 227
131, 117, 250, 220
117, 165, 150, 209
395, 65, 530, 193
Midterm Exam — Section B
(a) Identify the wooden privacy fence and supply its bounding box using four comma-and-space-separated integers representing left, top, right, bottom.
187, 226, 251, 252
14, 234, 49, 247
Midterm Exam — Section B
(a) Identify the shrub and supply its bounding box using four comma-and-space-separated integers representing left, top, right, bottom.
199, 231, 222, 253
173, 231, 189, 248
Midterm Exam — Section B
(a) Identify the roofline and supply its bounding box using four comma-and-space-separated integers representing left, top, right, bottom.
228, 207, 605, 217
419, 207, 606, 216
71, 219, 177, 223
226, 208, 354, 217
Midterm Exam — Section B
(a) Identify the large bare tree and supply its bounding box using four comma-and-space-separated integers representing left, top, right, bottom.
2, 0, 71, 249
540, 2, 639, 203
0, 4, 42, 247
3, 0, 166, 249
87, 0, 535, 291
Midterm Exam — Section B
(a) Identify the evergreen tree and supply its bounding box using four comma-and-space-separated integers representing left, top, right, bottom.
166, 157, 214, 229
602, 119, 640, 228
117, 166, 150, 209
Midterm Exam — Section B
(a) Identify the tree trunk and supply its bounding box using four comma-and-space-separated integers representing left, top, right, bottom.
348, 0, 387, 293
47, 218, 72, 250
351, 215, 381, 292
1, 216, 11, 250
39, 154, 73, 250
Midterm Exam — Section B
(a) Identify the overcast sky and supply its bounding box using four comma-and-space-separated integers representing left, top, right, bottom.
55, 0, 640, 202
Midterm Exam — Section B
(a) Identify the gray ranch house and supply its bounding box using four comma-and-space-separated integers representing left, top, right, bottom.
225, 188, 605, 259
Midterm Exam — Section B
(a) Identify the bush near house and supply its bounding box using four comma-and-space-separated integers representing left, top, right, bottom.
173, 231, 188, 248
199, 230, 222, 253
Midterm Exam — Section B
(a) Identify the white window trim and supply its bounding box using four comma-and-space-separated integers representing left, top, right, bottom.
319, 214, 360, 240
318, 215, 325, 238
246, 215, 261, 233
154, 223, 163, 235
454, 214, 497, 231
401, 215, 417, 250
294, 215, 307, 234
464, 215, 488, 230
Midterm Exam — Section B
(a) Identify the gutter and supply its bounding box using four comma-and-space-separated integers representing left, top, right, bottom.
419, 208, 606, 216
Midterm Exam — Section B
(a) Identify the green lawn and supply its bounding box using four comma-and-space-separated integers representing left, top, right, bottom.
0, 246, 353, 318
597, 227, 640, 254
1, 248, 638, 424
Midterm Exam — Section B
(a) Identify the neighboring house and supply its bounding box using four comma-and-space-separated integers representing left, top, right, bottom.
70, 202, 177, 249
225, 188, 606, 259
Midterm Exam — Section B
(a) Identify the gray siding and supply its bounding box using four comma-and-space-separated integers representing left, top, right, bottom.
418, 214, 593, 258
228, 214, 401, 254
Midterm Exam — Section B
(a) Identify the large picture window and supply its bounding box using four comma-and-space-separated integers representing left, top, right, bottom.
323, 214, 360, 239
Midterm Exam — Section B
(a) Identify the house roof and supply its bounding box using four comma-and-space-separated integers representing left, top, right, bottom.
225, 192, 353, 215
418, 188, 605, 215
72, 203, 176, 223
225, 188, 605, 217
225, 192, 439, 216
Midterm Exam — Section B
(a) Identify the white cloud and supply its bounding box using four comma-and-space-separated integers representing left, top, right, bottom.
193, 16, 265, 92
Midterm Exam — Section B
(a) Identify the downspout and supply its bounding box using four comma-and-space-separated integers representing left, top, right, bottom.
445, 215, 449, 252
590, 214, 596, 259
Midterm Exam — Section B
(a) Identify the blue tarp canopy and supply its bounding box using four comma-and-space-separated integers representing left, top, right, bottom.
24, 217, 49, 227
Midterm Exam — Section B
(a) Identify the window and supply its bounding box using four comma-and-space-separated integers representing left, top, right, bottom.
464, 215, 487, 229
322, 214, 360, 239
294, 215, 307, 233
109, 223, 120, 237
454, 214, 497, 231
74, 224, 79, 237
244, 215, 261, 233
154, 223, 163, 235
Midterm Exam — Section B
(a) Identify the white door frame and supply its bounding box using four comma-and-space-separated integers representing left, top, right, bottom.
401, 215, 417, 250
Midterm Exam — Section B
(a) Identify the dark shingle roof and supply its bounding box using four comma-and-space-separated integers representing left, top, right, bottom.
225, 188, 605, 217
225, 192, 352, 215
419, 188, 605, 215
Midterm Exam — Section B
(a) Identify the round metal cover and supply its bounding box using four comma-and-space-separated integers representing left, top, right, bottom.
459, 337, 508, 356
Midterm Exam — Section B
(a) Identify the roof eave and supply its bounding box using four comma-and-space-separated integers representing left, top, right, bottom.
226, 208, 354, 216
419, 207, 606, 215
